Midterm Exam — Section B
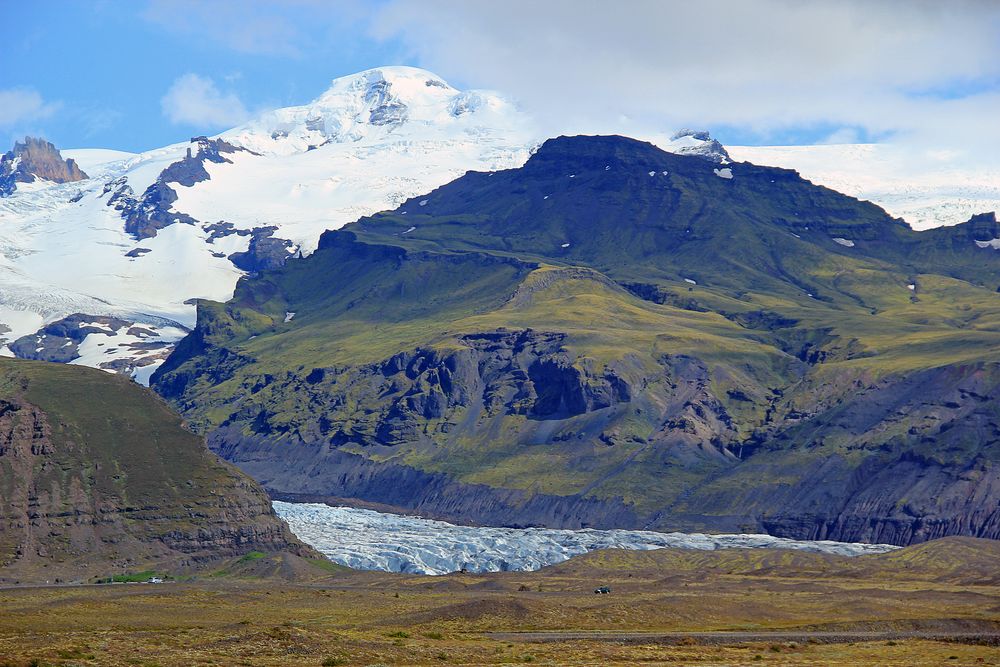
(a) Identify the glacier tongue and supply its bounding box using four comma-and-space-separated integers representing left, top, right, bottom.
273, 502, 898, 575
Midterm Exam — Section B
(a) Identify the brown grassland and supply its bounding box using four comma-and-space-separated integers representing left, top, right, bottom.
0, 537, 998, 666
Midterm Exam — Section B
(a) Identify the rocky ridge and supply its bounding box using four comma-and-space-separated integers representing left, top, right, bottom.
0, 137, 88, 196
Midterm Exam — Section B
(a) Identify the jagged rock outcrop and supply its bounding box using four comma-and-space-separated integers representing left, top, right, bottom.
103, 136, 253, 239
214, 329, 638, 448
228, 226, 297, 273
0, 137, 87, 196
0, 359, 311, 583
364, 76, 409, 126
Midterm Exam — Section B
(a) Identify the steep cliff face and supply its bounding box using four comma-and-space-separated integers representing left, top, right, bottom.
153, 136, 1000, 546
0, 137, 87, 195
0, 359, 310, 583
231, 329, 635, 444
198, 327, 744, 530
695, 363, 1000, 545
200, 352, 1000, 542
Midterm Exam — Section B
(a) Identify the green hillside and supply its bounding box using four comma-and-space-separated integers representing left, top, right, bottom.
152, 135, 1000, 545
0, 358, 309, 582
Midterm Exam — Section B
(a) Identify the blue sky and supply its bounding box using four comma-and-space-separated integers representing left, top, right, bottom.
3, 1, 999, 156
0, 1, 407, 151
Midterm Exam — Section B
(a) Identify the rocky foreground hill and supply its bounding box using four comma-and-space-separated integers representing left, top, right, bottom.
153, 135, 1000, 546
0, 358, 310, 583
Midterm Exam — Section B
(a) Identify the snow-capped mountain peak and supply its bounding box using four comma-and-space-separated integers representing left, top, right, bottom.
663, 129, 731, 164
0, 67, 534, 382
223, 66, 522, 156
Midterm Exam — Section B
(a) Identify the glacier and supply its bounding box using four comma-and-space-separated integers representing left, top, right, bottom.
727, 143, 1000, 231
273, 501, 898, 575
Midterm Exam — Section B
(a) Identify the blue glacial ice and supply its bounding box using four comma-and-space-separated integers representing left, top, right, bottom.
273, 501, 899, 575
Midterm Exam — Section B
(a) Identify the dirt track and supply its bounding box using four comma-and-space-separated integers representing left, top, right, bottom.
487, 629, 1000, 646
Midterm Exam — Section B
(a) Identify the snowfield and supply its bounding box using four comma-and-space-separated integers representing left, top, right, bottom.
728, 143, 1000, 231
273, 501, 898, 575
175, 67, 536, 254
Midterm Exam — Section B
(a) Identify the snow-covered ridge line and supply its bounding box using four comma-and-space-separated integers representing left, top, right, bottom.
273, 502, 899, 575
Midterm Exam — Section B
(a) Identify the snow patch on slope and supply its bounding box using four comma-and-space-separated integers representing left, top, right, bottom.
61, 149, 137, 175
69, 322, 189, 384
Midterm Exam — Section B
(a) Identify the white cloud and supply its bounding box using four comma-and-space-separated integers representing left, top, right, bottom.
145, 0, 302, 56
371, 0, 1000, 157
161, 74, 251, 128
77, 107, 124, 140
143, 0, 371, 57
821, 128, 864, 145
0, 88, 59, 128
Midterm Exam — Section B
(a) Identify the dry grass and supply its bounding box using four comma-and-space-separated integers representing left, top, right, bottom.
0, 541, 998, 666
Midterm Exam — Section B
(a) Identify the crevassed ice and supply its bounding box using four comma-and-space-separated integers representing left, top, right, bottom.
273, 501, 898, 576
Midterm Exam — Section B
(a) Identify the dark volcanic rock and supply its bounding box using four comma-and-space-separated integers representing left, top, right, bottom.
216, 430, 640, 530
10, 314, 132, 363
205, 329, 640, 451
107, 137, 253, 239
651, 363, 1000, 544
203, 220, 252, 242
364, 78, 408, 126
0, 137, 88, 196
228, 226, 296, 273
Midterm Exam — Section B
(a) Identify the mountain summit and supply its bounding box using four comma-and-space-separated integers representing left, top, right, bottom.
665, 129, 731, 163
223, 66, 528, 156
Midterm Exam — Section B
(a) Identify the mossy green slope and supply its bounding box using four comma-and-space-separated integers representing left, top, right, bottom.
0, 358, 308, 583
153, 135, 1000, 545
